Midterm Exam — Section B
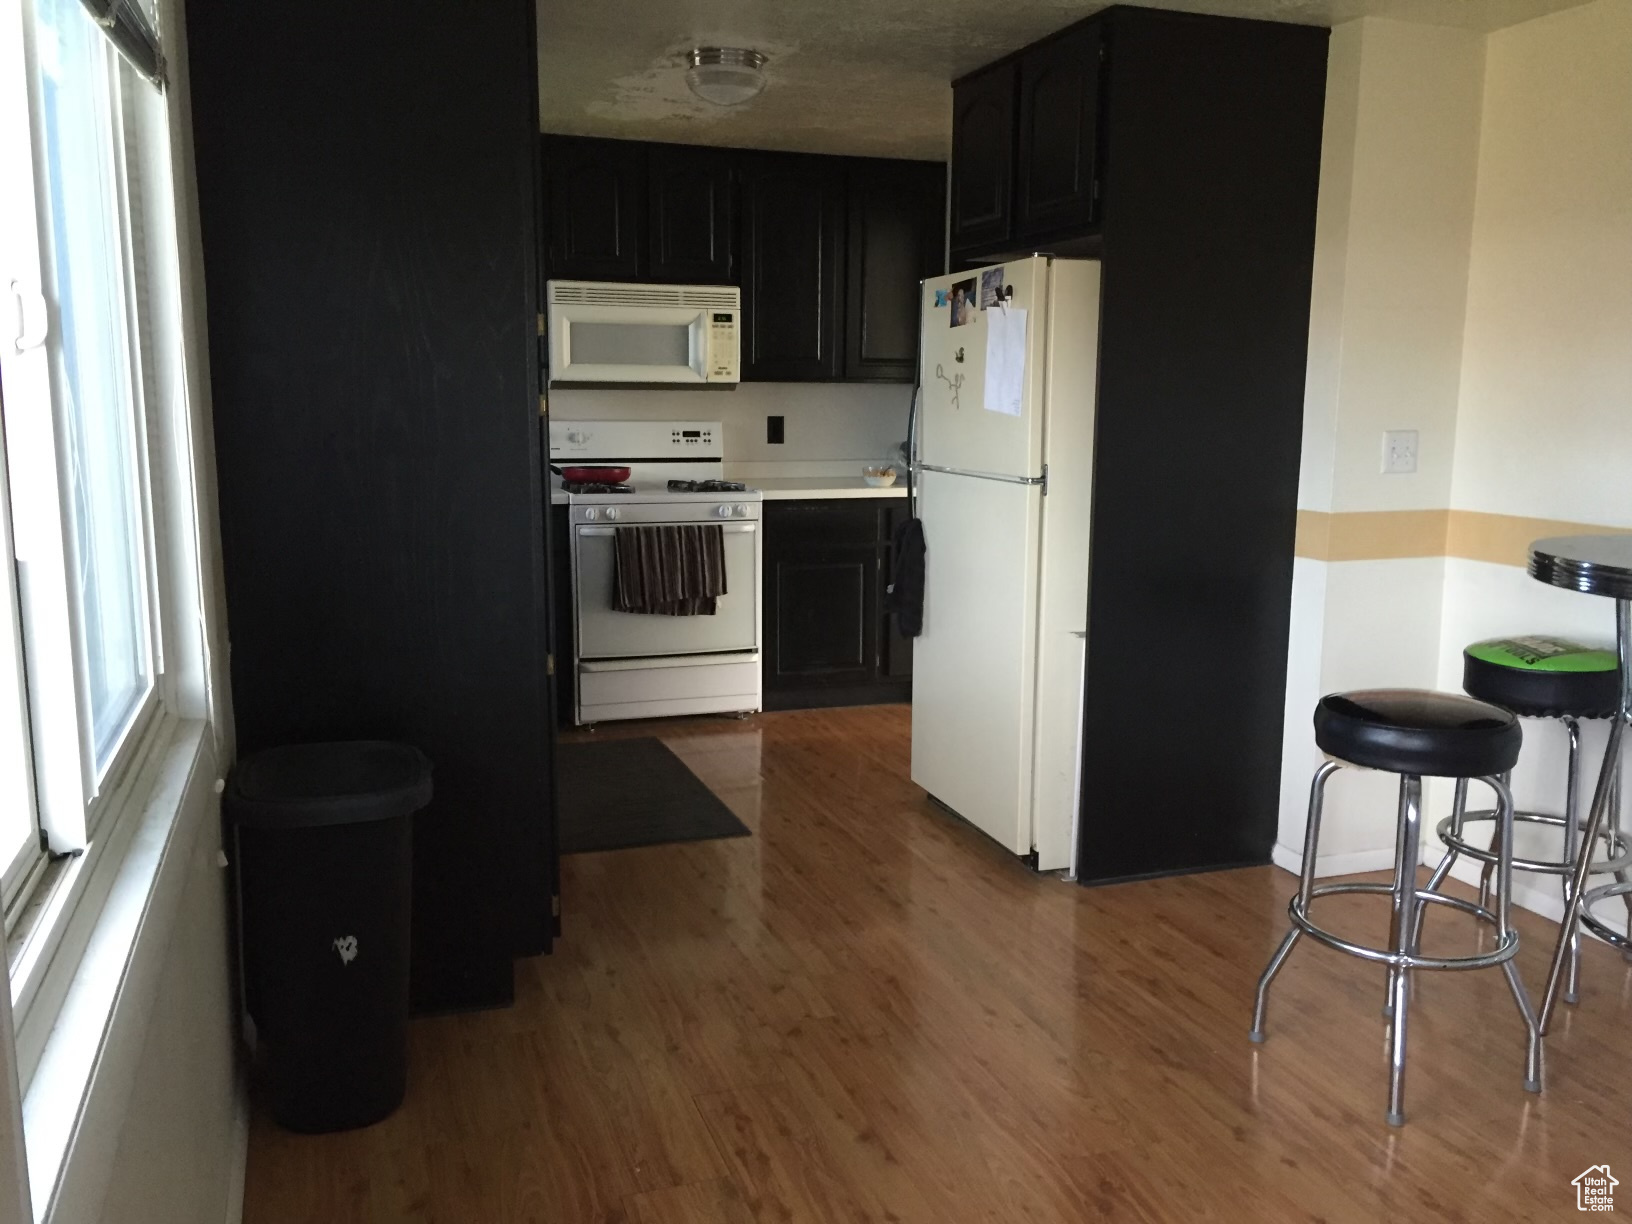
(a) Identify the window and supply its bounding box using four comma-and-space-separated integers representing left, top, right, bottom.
1, 0, 170, 959
0, 444, 39, 918
38, 0, 157, 769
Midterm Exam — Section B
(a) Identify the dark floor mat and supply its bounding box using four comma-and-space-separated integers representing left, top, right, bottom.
556, 736, 751, 854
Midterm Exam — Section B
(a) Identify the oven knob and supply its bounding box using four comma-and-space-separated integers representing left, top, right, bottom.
605, 507, 619, 521
583, 507, 598, 521
716, 504, 731, 518
734, 504, 748, 517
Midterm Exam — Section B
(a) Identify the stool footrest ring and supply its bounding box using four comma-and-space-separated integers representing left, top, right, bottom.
1290, 882, 1520, 971
1578, 881, 1632, 951
1436, 808, 1632, 876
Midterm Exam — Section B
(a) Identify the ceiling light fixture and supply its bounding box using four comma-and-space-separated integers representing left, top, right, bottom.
686, 47, 768, 107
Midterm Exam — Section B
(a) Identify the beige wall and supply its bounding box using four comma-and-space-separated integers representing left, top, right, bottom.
550, 382, 911, 476
1432, 0, 1632, 917
1280, 0, 1632, 917
1452, 0, 1632, 527
1279, 17, 1487, 872
1307, 18, 1486, 518
93, 826, 239, 1224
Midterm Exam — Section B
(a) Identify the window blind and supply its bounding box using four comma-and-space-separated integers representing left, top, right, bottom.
77, 0, 164, 88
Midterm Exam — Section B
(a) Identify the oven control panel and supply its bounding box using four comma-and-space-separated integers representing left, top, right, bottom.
572, 501, 759, 525
549, 419, 723, 460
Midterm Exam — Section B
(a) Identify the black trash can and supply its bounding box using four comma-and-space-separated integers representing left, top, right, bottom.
228, 740, 431, 1133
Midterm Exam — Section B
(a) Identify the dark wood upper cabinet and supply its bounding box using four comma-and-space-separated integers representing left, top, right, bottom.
646, 143, 735, 284
541, 134, 643, 280
844, 159, 945, 382
740, 153, 844, 381
1016, 23, 1103, 239
949, 61, 1016, 252
538, 135, 940, 382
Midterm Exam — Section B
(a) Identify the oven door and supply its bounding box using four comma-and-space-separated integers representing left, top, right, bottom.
574, 523, 759, 658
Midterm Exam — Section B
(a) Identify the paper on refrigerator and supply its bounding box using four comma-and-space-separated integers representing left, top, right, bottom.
983, 307, 1026, 417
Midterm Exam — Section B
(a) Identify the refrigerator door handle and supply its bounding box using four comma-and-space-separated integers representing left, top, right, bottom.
917, 462, 1047, 491
906, 384, 921, 520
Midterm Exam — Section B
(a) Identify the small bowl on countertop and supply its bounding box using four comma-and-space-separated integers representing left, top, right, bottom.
862, 466, 898, 488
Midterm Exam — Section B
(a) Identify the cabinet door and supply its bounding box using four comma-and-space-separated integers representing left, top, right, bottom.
845, 159, 945, 382
1015, 24, 1103, 240
949, 61, 1016, 253
541, 134, 643, 280
767, 549, 879, 687
740, 154, 844, 381
764, 501, 882, 701
647, 143, 736, 284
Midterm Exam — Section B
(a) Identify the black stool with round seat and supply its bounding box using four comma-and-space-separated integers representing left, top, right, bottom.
1421, 637, 1630, 1006
1250, 689, 1542, 1126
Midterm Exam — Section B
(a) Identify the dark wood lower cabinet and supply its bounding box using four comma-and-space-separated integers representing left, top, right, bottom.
763, 500, 911, 710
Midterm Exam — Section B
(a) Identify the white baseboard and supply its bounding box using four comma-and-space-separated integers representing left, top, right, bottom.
224, 1074, 248, 1224
1270, 842, 1398, 878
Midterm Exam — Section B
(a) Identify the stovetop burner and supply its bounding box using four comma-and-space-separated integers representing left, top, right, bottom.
561, 481, 636, 494
667, 479, 748, 493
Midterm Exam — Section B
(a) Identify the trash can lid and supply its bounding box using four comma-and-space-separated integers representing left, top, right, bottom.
228, 740, 433, 829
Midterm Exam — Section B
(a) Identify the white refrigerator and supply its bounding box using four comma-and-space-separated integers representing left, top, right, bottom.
909, 256, 1101, 871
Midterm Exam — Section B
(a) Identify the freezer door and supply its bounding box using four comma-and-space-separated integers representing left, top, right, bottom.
918, 256, 1048, 479
909, 468, 1042, 856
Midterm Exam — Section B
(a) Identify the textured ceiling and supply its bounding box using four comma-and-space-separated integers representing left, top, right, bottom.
536, 0, 1590, 159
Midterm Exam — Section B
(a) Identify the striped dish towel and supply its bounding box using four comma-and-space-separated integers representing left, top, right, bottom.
613, 525, 728, 616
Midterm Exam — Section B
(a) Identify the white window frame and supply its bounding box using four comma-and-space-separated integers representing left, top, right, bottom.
0, 417, 45, 919
1, 0, 179, 1026
0, 0, 232, 1213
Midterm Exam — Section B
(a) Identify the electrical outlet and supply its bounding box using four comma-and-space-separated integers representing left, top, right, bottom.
767, 415, 784, 445
1382, 430, 1418, 475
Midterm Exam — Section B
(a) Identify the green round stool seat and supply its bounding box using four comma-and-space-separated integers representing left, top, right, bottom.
1463, 636, 1619, 720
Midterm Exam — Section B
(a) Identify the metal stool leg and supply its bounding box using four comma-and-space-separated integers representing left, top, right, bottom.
1607, 748, 1632, 948
1542, 599, 1632, 1034
1478, 770, 1512, 916
1561, 717, 1583, 1003
1488, 775, 1543, 1092
1410, 776, 1469, 956
1386, 775, 1423, 1126
1251, 761, 1341, 1043
1383, 775, 1419, 1019
1423, 776, 1469, 895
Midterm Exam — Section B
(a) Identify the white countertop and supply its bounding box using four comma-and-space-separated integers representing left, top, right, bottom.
751, 475, 908, 500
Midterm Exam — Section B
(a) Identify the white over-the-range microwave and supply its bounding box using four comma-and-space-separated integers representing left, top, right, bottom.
545, 280, 740, 388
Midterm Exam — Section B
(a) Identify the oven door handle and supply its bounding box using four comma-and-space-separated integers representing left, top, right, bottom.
578, 524, 756, 537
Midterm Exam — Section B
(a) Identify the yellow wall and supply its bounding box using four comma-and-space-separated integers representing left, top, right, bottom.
1279, 0, 1632, 902
1279, 17, 1486, 871
1453, 0, 1632, 527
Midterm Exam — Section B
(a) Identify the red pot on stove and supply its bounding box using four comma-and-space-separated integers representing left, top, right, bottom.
556, 465, 631, 484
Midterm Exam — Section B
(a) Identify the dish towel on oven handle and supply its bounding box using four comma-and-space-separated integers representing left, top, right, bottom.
613, 524, 728, 616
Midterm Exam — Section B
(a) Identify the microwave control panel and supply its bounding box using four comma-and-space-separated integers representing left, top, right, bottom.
706, 311, 740, 382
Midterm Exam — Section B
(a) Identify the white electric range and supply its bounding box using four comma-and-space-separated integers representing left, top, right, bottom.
549, 420, 762, 725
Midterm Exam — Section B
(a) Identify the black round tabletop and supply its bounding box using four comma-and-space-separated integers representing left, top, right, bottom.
1530, 534, 1632, 601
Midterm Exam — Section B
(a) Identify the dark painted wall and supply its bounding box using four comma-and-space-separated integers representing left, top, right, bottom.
1078, 9, 1328, 882
187, 0, 555, 1009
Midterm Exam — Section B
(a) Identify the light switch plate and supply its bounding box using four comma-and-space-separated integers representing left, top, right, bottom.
1382, 430, 1418, 475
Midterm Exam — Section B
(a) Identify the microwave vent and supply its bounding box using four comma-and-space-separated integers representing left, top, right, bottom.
550, 282, 739, 310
